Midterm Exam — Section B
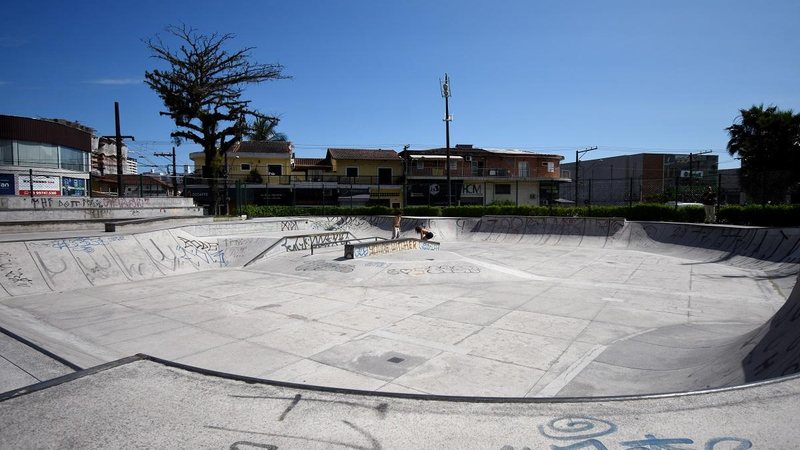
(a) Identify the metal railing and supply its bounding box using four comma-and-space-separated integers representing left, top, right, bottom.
406, 167, 554, 178
184, 174, 403, 186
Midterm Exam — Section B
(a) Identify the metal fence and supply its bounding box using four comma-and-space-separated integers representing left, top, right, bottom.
561, 170, 796, 206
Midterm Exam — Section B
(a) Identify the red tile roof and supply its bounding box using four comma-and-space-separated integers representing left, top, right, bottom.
232, 141, 292, 154
327, 148, 399, 160
293, 158, 331, 168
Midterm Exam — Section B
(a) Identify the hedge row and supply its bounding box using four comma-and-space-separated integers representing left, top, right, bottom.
239, 203, 800, 227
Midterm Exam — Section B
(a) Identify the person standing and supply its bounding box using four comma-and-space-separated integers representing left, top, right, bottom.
701, 186, 717, 224
391, 210, 402, 239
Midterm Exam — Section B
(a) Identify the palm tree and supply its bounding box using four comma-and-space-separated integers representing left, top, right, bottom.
726, 105, 800, 204
247, 116, 288, 141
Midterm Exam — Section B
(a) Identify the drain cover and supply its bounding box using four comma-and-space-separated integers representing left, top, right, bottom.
387, 357, 405, 364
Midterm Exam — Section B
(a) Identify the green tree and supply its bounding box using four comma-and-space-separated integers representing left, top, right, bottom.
247, 116, 289, 142
245, 168, 263, 184
144, 25, 288, 214
726, 105, 800, 204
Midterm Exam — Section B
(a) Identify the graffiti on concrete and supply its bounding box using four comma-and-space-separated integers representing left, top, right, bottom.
0, 251, 32, 287
32, 251, 68, 287
367, 240, 416, 256
177, 236, 220, 252
215, 393, 386, 450
386, 265, 481, 276
345, 238, 439, 259
144, 239, 207, 272
30, 236, 123, 254
75, 253, 120, 284
311, 216, 369, 231
30, 197, 149, 210
283, 232, 350, 252
281, 221, 299, 231
219, 238, 251, 262
177, 243, 226, 268
505, 415, 755, 450
295, 261, 354, 273
418, 241, 439, 251
230, 442, 277, 450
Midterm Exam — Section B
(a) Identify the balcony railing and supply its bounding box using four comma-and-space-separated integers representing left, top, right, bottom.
407, 167, 541, 178
184, 174, 403, 186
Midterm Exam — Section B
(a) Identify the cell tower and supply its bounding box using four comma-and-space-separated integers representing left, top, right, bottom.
440, 73, 452, 206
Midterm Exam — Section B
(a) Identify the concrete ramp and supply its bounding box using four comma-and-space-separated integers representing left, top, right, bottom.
559, 271, 800, 396
0, 215, 798, 398
0, 225, 284, 297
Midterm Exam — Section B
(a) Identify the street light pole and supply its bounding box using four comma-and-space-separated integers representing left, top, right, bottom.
575, 146, 597, 205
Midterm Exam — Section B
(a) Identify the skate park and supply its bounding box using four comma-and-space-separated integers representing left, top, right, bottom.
1, 214, 799, 448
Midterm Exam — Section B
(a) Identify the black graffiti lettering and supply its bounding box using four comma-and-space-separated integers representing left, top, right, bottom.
230, 442, 278, 450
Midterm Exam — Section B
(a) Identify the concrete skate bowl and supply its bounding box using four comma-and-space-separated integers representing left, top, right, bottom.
0, 215, 798, 398
297, 215, 800, 396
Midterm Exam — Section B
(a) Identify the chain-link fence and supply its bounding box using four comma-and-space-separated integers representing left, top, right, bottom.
561, 169, 797, 206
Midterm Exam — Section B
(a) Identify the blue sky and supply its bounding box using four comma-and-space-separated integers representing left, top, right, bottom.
1, 0, 798, 172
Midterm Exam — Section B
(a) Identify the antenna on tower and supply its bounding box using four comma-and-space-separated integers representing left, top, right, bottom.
440, 73, 451, 99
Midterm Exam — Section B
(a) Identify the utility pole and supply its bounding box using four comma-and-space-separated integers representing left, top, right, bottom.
402, 144, 410, 208
101, 102, 134, 197
574, 146, 597, 205
440, 73, 452, 206
154, 147, 178, 196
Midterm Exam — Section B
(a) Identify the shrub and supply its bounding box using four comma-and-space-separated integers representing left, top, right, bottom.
240, 202, 800, 226
717, 204, 800, 227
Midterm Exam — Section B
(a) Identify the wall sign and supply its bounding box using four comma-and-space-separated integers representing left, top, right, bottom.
62, 177, 87, 196
18, 175, 61, 196
0, 174, 14, 195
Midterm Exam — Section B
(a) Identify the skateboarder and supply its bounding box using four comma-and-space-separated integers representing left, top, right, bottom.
701, 186, 717, 223
415, 225, 434, 241
392, 210, 402, 239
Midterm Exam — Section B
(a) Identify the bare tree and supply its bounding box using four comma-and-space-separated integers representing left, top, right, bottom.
144, 24, 288, 213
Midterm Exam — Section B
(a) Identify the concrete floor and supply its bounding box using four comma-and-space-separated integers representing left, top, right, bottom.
1, 215, 799, 448
0, 216, 795, 397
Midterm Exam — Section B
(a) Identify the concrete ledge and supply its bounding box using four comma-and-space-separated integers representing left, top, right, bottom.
0, 196, 204, 222
344, 238, 439, 259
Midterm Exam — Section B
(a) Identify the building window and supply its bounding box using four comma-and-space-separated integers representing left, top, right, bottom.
346, 167, 358, 177
378, 167, 392, 184
0, 140, 13, 165
495, 184, 511, 195
518, 161, 529, 177
18, 140, 59, 169
416, 160, 424, 169
240, 163, 251, 171
267, 164, 282, 176
542, 161, 555, 173
60, 146, 88, 172
450, 159, 458, 170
